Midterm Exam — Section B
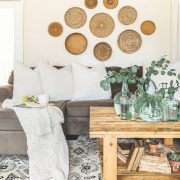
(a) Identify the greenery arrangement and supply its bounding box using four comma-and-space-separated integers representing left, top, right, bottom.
148, 139, 159, 145
22, 96, 38, 104
100, 56, 180, 121
100, 65, 141, 91
168, 153, 180, 162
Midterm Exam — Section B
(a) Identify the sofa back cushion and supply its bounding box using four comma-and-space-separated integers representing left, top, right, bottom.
8, 66, 143, 98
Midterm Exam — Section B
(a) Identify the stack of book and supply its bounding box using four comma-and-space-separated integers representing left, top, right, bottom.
139, 147, 171, 174
126, 140, 145, 171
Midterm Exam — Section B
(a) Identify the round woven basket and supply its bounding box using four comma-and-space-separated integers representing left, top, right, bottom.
141, 20, 156, 35
118, 30, 142, 54
65, 33, 88, 55
48, 22, 63, 37
94, 42, 112, 61
90, 13, 115, 38
103, 0, 118, 9
118, 6, 137, 25
65, 7, 87, 29
85, 0, 98, 9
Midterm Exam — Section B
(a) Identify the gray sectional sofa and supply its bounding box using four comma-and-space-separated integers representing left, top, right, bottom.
0, 67, 142, 154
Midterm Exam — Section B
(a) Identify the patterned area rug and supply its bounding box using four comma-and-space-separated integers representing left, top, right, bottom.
0, 136, 102, 180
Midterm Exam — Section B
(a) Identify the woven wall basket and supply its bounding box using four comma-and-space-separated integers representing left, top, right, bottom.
103, 0, 118, 9
118, 6, 137, 25
65, 7, 87, 29
85, 0, 98, 9
118, 30, 142, 54
90, 13, 115, 38
48, 22, 63, 37
94, 42, 112, 61
65, 33, 88, 55
141, 20, 156, 35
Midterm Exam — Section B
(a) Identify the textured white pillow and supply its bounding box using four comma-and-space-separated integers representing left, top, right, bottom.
72, 62, 111, 100
37, 63, 73, 101
13, 62, 43, 103
151, 60, 180, 100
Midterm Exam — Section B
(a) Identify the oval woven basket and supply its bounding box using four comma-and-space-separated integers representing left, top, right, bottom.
65, 33, 88, 55
65, 7, 87, 29
90, 13, 115, 38
48, 22, 63, 37
85, 0, 98, 9
118, 6, 137, 25
118, 30, 142, 54
94, 42, 112, 61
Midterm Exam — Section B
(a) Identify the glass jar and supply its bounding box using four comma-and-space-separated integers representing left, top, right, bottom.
119, 80, 133, 119
139, 93, 162, 122
162, 95, 179, 121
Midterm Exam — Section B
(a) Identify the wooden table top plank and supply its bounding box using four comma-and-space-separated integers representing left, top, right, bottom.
90, 106, 180, 138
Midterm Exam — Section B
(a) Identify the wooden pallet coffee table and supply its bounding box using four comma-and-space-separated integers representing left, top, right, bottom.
90, 107, 180, 180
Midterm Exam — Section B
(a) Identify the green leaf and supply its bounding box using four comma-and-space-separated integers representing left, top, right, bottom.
111, 78, 116, 83
131, 66, 138, 73
166, 60, 170, 64
178, 74, 180, 80
100, 80, 110, 91
167, 71, 173, 76
161, 71, 165, 75
151, 61, 156, 68
108, 71, 113, 76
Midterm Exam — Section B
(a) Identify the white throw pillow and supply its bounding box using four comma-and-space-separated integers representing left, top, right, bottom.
72, 62, 111, 100
13, 62, 43, 103
37, 63, 73, 101
151, 60, 180, 100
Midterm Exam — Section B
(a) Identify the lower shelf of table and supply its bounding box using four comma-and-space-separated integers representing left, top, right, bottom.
98, 140, 180, 180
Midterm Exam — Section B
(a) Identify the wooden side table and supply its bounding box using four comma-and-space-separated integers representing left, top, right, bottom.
90, 107, 180, 180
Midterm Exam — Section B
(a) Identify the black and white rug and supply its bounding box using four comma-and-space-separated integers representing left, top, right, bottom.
0, 136, 102, 180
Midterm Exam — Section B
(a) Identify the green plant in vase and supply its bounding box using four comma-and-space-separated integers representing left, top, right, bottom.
167, 152, 180, 172
100, 65, 141, 119
136, 57, 180, 122
161, 80, 180, 121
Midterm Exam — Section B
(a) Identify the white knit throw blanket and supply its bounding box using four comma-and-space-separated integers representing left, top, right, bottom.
2, 99, 69, 180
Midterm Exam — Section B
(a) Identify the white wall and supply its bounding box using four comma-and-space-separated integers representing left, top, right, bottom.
24, 0, 171, 67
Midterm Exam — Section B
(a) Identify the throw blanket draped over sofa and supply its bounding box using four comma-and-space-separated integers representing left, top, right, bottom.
2, 99, 69, 180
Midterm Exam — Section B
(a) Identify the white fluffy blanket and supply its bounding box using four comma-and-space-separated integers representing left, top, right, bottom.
2, 99, 69, 180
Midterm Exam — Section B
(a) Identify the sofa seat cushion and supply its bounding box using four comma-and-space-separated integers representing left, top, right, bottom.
66, 99, 113, 117
0, 101, 67, 131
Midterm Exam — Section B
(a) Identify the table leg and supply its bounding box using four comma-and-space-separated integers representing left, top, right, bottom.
164, 138, 173, 146
103, 135, 117, 180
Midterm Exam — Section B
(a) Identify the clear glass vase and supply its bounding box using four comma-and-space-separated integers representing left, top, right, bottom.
119, 80, 133, 119
113, 80, 133, 118
162, 95, 179, 121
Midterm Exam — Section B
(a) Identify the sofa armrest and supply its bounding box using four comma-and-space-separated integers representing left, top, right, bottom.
0, 84, 13, 102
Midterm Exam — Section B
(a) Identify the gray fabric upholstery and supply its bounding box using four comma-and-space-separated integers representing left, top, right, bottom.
66, 99, 113, 117
65, 99, 113, 135
0, 85, 13, 102
0, 131, 27, 154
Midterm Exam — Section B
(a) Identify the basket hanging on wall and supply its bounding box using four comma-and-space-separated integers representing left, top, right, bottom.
85, 0, 98, 9
48, 22, 63, 37
94, 42, 112, 61
118, 6, 137, 25
103, 0, 118, 9
65, 7, 87, 29
65, 33, 88, 55
90, 13, 115, 38
141, 20, 156, 35
117, 30, 142, 54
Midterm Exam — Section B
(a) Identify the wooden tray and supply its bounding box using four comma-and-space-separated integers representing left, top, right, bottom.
94, 42, 112, 61
85, 0, 98, 9
118, 30, 142, 54
65, 7, 87, 29
141, 20, 156, 35
90, 13, 115, 38
103, 0, 118, 9
118, 6, 137, 25
65, 33, 88, 55
48, 22, 63, 37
